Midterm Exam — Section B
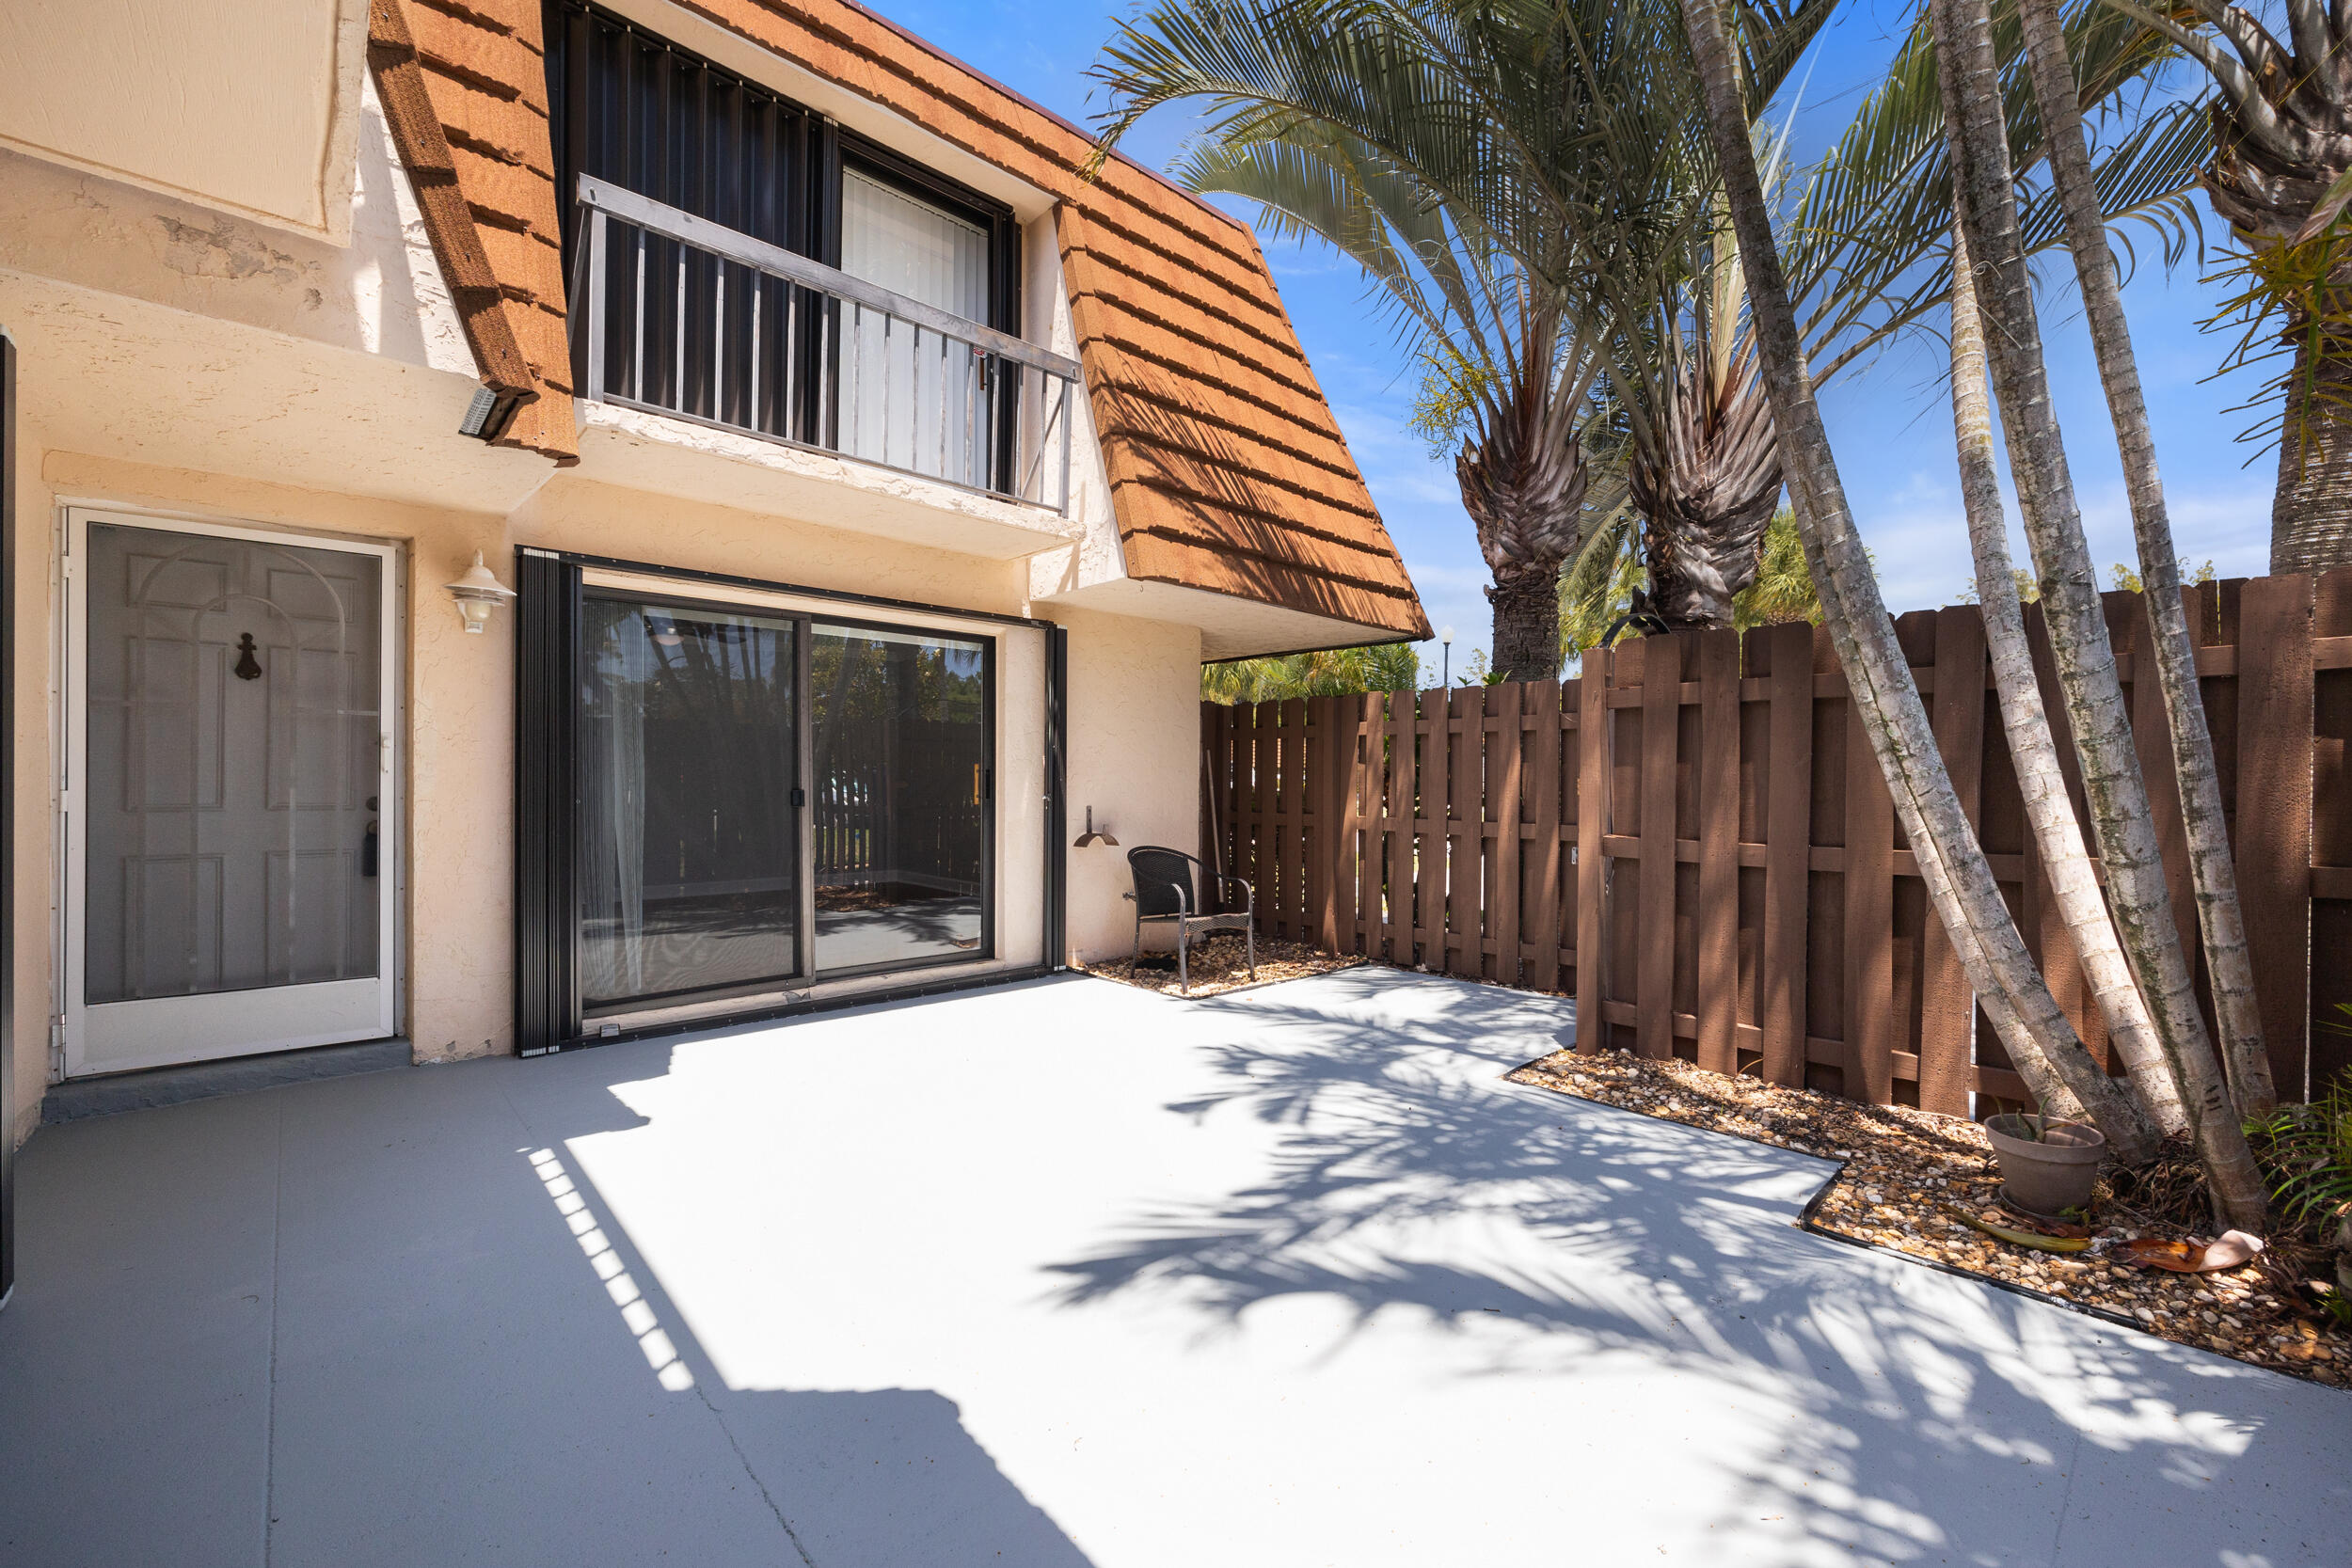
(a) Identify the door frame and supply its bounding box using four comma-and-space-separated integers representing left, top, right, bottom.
60, 505, 402, 1078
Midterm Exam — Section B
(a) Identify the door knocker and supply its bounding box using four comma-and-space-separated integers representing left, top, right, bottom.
233, 632, 263, 681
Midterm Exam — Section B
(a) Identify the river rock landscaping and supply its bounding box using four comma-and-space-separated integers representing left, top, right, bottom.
1508, 1044, 2351, 1389
1077, 934, 1361, 997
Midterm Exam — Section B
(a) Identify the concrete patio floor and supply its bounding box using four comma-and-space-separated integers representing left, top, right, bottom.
1, 966, 2344, 1567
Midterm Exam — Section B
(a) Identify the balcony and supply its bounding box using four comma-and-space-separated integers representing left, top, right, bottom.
569, 174, 1080, 518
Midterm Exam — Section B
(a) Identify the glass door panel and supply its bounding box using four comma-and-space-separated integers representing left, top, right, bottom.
810, 623, 989, 974
579, 596, 800, 1010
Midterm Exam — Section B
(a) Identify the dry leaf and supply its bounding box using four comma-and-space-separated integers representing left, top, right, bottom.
1947, 1206, 2092, 1253
2113, 1231, 2265, 1273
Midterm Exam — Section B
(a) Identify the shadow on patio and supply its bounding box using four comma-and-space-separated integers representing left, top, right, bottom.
0, 1035, 1092, 1568
1041, 965, 2347, 1567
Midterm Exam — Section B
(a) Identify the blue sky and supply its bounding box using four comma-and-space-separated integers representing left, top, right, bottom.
881, 0, 2275, 673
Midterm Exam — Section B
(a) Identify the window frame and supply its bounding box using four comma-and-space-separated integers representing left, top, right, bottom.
545, 0, 1024, 486
516, 548, 1058, 1056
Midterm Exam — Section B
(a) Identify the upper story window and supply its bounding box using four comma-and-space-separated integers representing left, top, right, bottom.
544, 0, 1074, 508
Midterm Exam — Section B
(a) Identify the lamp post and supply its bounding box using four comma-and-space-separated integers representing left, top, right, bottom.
1439, 625, 1454, 688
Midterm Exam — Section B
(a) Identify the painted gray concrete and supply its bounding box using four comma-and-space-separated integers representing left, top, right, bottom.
40, 1036, 414, 1124
0, 967, 2344, 1566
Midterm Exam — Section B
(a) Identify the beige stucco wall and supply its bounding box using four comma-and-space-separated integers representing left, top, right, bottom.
8, 409, 54, 1151
1056, 607, 1203, 964
5, 446, 1199, 1142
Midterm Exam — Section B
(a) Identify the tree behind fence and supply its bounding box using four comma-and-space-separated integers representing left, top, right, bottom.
1200, 571, 2352, 1113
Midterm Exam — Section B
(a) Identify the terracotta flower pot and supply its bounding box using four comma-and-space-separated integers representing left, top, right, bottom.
1983, 1113, 2105, 1219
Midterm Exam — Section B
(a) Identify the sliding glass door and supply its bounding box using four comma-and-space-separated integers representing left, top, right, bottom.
579, 594, 803, 1011
810, 623, 991, 974
572, 590, 993, 1018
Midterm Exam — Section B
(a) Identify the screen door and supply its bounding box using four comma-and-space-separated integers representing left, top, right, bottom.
66, 513, 396, 1076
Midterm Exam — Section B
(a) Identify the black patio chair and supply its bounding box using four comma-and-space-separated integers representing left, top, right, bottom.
1123, 846, 1255, 996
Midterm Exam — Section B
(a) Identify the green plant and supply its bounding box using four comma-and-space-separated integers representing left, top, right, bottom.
1201, 642, 1422, 705
2244, 1023, 2352, 1238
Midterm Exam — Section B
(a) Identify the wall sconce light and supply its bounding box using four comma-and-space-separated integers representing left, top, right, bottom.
1073, 806, 1118, 848
444, 551, 516, 634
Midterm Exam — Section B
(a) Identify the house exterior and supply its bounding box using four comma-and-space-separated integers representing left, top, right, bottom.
0, 0, 1425, 1155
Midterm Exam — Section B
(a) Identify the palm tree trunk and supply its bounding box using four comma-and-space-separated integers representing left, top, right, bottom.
2015, 0, 2277, 1117
1488, 563, 1564, 682
1938, 0, 2265, 1225
2271, 307, 2352, 575
1947, 214, 2185, 1135
1676, 0, 2133, 1146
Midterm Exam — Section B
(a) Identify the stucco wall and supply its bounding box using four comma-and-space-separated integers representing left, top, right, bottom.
6, 450, 1203, 1142
8, 413, 54, 1151
1055, 606, 1202, 964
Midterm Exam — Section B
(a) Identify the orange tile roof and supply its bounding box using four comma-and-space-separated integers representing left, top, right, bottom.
374, 0, 1428, 640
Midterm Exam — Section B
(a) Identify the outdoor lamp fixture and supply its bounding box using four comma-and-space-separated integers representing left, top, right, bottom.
1439, 625, 1454, 688
444, 551, 516, 635
1073, 806, 1119, 848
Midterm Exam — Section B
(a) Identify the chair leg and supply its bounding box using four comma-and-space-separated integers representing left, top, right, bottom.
1133, 911, 1142, 968
1177, 927, 1189, 995
1247, 924, 1256, 980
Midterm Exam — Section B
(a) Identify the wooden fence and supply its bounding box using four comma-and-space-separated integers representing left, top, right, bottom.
1200, 570, 2352, 1112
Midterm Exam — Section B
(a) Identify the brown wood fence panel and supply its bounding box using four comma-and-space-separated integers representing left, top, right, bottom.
1198, 569, 2352, 1112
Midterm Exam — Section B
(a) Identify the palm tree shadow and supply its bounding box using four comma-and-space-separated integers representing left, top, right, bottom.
1040, 965, 2348, 1565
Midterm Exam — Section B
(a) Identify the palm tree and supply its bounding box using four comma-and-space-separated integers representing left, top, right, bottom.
1677, 0, 2157, 1155
1938, 0, 2266, 1219
2108, 0, 2352, 572
1092, 0, 1835, 676
1946, 211, 2187, 1136
1629, 0, 2206, 633
1625, 222, 1788, 631
2016, 0, 2276, 1116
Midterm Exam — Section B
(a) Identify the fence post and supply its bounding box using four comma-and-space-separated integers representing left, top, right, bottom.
2239, 573, 2316, 1101
1574, 649, 1611, 1050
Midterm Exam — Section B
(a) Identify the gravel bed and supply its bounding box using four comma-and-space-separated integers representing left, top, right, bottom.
1076, 935, 1361, 997
1508, 1046, 2350, 1389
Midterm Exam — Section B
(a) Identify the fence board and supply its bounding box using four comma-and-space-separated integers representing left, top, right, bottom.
1417, 688, 1447, 970
1447, 686, 1482, 978
1491, 682, 1525, 987
1696, 629, 1740, 1074
1527, 679, 1565, 992
1760, 623, 1813, 1086
1384, 691, 1416, 965
1918, 606, 1985, 1116
1842, 651, 1896, 1104
1576, 658, 1610, 1051
1639, 641, 1680, 1057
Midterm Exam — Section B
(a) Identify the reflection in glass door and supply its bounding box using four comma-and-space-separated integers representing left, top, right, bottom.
578, 596, 801, 1011
811, 623, 989, 975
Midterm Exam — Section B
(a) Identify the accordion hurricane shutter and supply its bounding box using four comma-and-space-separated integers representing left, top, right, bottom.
369, 0, 1424, 640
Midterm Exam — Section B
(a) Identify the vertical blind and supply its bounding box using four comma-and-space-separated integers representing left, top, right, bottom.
837, 169, 995, 486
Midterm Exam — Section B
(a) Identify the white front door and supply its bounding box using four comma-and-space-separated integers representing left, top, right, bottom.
64, 510, 397, 1077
